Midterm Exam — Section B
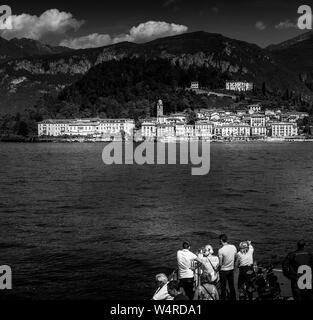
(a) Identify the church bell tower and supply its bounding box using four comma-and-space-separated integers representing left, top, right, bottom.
157, 99, 163, 117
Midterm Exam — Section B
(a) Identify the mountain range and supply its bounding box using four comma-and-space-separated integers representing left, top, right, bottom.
1, 31, 313, 115
0, 37, 72, 61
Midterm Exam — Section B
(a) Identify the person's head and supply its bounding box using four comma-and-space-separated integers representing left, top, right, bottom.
297, 240, 306, 250
155, 273, 168, 288
182, 240, 191, 250
167, 280, 180, 297
204, 244, 214, 257
219, 234, 228, 245
239, 241, 249, 254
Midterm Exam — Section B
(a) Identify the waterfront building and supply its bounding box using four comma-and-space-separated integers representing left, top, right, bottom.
68, 119, 100, 136
141, 121, 177, 139
38, 111, 302, 141
99, 119, 135, 135
173, 123, 195, 138
183, 125, 195, 137
38, 119, 70, 136
157, 124, 175, 137
38, 118, 135, 137
141, 121, 157, 138
250, 114, 266, 127
226, 81, 253, 92
195, 121, 213, 138
214, 123, 251, 138
251, 126, 267, 137
271, 123, 298, 137
175, 123, 187, 137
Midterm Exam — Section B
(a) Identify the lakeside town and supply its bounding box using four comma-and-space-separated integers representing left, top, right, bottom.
37, 81, 311, 143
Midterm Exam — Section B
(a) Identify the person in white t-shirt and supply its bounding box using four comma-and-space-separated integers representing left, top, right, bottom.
236, 241, 254, 296
218, 234, 237, 300
177, 241, 202, 300
152, 273, 174, 300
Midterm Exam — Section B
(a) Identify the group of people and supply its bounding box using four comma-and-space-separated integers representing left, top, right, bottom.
153, 234, 254, 301
152, 235, 313, 301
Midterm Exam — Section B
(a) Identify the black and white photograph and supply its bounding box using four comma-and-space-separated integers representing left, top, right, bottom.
1, 0, 313, 316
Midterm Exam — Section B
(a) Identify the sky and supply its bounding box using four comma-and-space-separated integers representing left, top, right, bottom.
0, 0, 308, 48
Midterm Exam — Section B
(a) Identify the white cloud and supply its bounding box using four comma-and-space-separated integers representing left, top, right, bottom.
1, 9, 84, 40
60, 33, 112, 49
60, 21, 188, 49
255, 21, 266, 31
275, 19, 298, 30
128, 21, 188, 42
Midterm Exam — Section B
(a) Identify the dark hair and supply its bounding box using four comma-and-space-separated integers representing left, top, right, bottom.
167, 280, 180, 292
182, 241, 191, 249
297, 240, 306, 250
219, 234, 228, 243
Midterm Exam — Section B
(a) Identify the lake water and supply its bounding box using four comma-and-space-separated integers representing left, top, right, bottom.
0, 142, 313, 300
